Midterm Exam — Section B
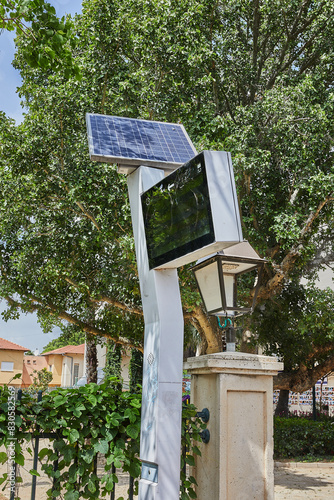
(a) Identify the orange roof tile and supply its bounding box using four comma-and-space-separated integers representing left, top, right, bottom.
42, 344, 85, 356
0, 337, 30, 351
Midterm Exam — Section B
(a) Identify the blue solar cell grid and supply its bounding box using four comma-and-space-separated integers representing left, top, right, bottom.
86, 114, 196, 166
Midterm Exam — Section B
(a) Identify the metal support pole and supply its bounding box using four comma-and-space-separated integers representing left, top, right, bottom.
31, 390, 42, 500
127, 167, 184, 500
313, 385, 317, 421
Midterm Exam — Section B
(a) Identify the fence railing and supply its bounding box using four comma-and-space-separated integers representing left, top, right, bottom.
9, 441, 136, 500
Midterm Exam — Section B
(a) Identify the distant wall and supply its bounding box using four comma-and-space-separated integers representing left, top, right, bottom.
61, 354, 84, 387
0, 350, 24, 386
274, 375, 334, 416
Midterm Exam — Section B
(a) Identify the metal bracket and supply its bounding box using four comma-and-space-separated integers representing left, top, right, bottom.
141, 462, 158, 483
200, 429, 210, 444
196, 407, 210, 423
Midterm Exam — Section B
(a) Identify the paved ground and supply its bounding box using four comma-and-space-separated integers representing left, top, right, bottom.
274, 462, 334, 499
0, 461, 333, 498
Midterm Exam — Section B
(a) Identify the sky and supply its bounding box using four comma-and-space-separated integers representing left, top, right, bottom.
0, 0, 83, 353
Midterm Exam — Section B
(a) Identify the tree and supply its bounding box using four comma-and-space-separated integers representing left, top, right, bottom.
0, 0, 333, 393
104, 340, 123, 389
85, 333, 98, 384
27, 367, 53, 393
0, 0, 80, 77
251, 282, 334, 392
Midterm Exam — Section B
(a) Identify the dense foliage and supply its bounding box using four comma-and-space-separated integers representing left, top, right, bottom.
251, 283, 334, 391
0, 0, 80, 77
274, 416, 334, 460
0, 0, 333, 391
0, 381, 204, 499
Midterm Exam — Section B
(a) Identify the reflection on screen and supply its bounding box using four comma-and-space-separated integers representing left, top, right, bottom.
141, 153, 214, 268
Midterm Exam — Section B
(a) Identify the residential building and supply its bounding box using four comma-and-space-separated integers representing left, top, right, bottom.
0, 337, 29, 386
42, 344, 85, 387
21, 355, 50, 388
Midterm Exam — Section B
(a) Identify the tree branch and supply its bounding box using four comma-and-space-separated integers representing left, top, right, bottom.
4, 294, 143, 352
274, 355, 334, 392
257, 195, 334, 300
63, 276, 143, 316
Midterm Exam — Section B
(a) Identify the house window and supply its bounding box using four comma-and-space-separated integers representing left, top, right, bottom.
33, 360, 36, 365
49, 365, 53, 372
73, 364, 79, 384
1, 362, 14, 372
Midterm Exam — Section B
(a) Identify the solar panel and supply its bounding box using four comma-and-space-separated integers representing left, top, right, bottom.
86, 113, 197, 173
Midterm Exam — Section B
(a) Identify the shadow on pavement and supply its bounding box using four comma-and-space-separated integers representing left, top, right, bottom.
274, 468, 333, 491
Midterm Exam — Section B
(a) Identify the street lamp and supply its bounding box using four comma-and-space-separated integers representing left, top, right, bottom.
192, 241, 265, 318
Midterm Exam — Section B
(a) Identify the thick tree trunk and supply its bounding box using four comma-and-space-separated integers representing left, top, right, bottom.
86, 334, 97, 384
275, 389, 289, 416
193, 306, 222, 353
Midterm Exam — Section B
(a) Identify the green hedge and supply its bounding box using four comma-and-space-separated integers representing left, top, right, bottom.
0, 379, 204, 500
274, 416, 334, 459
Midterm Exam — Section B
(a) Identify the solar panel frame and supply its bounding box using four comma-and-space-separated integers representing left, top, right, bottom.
86, 113, 197, 172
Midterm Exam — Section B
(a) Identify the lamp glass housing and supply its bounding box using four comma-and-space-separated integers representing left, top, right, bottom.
192, 242, 265, 317
193, 261, 222, 312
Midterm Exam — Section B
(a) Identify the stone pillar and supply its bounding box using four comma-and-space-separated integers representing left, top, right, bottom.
184, 352, 283, 500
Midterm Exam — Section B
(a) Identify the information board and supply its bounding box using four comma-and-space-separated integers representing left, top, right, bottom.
141, 151, 243, 269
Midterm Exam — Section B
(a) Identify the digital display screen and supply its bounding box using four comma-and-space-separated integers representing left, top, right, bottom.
141, 153, 215, 269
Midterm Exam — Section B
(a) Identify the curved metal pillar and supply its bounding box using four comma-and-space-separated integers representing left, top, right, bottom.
127, 167, 184, 500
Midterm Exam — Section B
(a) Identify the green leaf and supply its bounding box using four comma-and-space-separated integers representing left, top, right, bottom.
88, 477, 97, 493
53, 395, 66, 408
126, 424, 140, 439
82, 448, 95, 464
124, 408, 137, 423
102, 473, 115, 492
0, 473, 8, 485
64, 490, 80, 500
68, 429, 80, 444
29, 469, 40, 476
93, 439, 109, 454
188, 488, 197, 499
16, 454, 25, 466
88, 395, 97, 406
38, 448, 50, 460
185, 455, 195, 467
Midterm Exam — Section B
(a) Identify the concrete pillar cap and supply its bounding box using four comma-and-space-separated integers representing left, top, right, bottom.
184, 351, 283, 376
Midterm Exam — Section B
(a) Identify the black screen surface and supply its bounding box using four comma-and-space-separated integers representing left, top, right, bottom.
141, 153, 215, 269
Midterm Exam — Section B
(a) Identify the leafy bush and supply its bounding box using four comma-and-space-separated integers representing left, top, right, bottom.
0, 378, 141, 499
0, 380, 203, 499
274, 416, 334, 460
